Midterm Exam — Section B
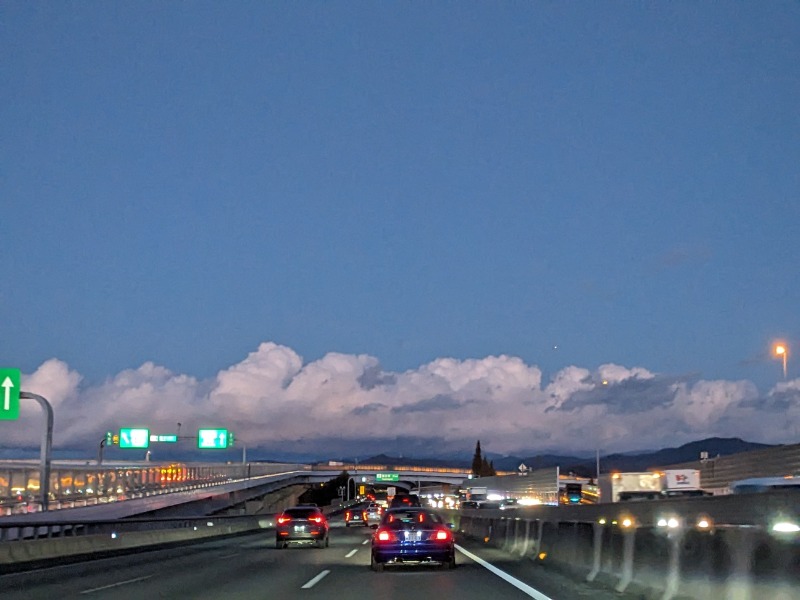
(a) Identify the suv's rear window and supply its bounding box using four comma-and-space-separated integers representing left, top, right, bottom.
385, 510, 441, 527
285, 508, 322, 518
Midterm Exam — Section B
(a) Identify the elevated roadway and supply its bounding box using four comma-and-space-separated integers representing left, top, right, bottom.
0, 460, 470, 520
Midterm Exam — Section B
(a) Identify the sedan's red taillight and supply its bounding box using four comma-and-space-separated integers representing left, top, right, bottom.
432, 529, 451, 541
375, 528, 396, 542
277, 516, 291, 525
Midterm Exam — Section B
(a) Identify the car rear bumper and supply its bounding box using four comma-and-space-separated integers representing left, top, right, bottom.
372, 544, 454, 564
277, 528, 327, 542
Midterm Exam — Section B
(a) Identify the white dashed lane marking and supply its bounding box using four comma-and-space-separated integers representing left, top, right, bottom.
301, 570, 330, 589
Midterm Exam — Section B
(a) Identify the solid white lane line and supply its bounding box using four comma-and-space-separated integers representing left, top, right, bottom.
346, 549, 358, 558
455, 545, 554, 600
301, 570, 330, 589
362, 539, 369, 545
80, 575, 153, 594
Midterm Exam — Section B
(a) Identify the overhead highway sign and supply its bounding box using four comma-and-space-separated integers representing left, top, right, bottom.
198, 428, 229, 449
0, 368, 21, 420
119, 428, 150, 448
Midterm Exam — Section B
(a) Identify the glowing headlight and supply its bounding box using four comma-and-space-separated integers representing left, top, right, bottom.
697, 518, 712, 529
772, 521, 800, 533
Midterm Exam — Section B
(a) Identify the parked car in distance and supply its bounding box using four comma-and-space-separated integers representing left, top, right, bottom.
371, 507, 456, 571
275, 506, 329, 548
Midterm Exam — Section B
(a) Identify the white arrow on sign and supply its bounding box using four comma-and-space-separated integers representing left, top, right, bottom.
2, 376, 14, 411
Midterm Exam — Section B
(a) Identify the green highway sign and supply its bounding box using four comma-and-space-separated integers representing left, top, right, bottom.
376, 473, 400, 482
150, 434, 178, 443
119, 428, 150, 449
0, 368, 21, 421
198, 428, 229, 449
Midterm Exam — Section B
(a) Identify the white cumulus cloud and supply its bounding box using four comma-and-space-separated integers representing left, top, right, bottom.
7, 342, 799, 456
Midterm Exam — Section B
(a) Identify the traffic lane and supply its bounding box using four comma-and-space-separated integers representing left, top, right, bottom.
299, 527, 643, 600
298, 529, 544, 600
0, 526, 358, 600
0, 524, 628, 600
452, 538, 651, 600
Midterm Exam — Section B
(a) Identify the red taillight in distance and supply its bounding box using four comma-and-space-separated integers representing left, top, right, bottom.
309, 516, 324, 524
432, 528, 451, 541
277, 515, 291, 525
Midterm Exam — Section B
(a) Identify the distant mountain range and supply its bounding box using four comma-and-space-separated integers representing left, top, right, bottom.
2, 437, 774, 472
357, 437, 775, 478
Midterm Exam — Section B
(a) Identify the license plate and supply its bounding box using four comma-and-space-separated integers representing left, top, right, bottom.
404, 531, 421, 541
294, 525, 306, 532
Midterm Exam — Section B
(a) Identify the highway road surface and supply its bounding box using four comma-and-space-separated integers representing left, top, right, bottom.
0, 516, 641, 599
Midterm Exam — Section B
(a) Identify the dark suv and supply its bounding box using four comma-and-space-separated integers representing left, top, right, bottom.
389, 494, 421, 508
275, 506, 329, 548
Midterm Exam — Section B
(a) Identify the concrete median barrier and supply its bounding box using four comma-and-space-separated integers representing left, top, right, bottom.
0, 517, 266, 569
450, 499, 800, 600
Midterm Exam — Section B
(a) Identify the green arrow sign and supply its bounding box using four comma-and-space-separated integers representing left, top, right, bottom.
0, 368, 21, 421
198, 428, 228, 449
119, 428, 150, 448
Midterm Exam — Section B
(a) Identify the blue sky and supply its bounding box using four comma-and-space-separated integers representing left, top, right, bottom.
2, 3, 799, 456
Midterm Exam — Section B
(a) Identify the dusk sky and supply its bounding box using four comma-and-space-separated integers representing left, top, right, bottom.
2, 3, 799, 458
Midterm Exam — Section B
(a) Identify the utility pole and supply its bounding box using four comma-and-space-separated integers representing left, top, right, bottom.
596, 449, 600, 483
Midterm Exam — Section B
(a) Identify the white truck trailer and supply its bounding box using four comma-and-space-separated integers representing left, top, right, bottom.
599, 469, 702, 503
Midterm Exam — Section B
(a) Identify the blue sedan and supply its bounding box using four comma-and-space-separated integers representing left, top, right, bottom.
370, 507, 456, 571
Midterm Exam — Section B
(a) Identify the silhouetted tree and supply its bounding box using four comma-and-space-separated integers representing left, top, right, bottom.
471, 441, 483, 476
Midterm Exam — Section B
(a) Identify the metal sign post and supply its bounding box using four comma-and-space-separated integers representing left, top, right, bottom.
20, 392, 53, 512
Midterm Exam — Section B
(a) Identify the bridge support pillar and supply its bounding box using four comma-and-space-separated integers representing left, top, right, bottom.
586, 521, 604, 582
725, 529, 755, 600
661, 529, 685, 600
615, 528, 636, 593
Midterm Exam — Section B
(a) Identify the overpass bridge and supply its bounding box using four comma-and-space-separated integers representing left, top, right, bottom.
0, 459, 471, 519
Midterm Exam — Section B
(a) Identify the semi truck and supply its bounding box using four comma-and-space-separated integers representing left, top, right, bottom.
599, 469, 703, 503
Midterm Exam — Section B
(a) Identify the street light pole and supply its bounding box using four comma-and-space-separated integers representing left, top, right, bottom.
775, 343, 789, 380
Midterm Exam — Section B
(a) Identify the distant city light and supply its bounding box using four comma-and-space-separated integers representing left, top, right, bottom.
773, 342, 789, 379
772, 521, 800, 533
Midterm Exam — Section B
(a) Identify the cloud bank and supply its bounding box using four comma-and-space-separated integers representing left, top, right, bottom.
11, 342, 800, 457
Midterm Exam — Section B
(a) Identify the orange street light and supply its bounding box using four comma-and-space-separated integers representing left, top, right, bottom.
774, 343, 788, 379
